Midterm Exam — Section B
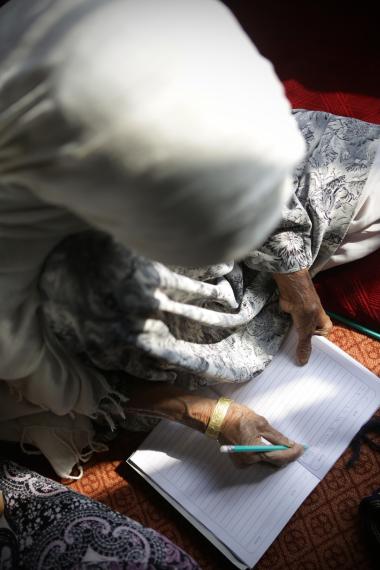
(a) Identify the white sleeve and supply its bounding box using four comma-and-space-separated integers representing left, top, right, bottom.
0, 184, 110, 418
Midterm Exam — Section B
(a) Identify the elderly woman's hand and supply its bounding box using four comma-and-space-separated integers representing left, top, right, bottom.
126, 381, 303, 468
219, 402, 304, 468
273, 269, 333, 365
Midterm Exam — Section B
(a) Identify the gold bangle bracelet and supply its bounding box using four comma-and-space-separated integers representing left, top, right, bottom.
205, 397, 232, 439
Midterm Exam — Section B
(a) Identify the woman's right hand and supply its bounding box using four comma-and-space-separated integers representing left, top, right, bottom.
125, 381, 304, 468
219, 402, 304, 468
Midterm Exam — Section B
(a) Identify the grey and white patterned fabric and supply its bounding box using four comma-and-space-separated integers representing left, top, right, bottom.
0, 460, 199, 569
39, 110, 380, 418
247, 110, 380, 275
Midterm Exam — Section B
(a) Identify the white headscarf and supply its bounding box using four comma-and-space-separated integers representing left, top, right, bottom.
0, 0, 305, 265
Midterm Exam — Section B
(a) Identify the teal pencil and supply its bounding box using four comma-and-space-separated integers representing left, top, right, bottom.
220, 445, 308, 453
327, 311, 380, 341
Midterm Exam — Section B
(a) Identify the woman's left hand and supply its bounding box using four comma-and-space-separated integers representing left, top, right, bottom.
273, 269, 333, 365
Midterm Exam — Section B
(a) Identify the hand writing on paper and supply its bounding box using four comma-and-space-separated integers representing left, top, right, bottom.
273, 269, 333, 365
219, 402, 304, 467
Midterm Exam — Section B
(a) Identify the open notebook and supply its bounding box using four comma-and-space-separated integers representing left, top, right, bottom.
127, 332, 380, 569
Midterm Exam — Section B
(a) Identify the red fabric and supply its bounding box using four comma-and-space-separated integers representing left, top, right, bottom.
224, 0, 380, 331
314, 250, 380, 330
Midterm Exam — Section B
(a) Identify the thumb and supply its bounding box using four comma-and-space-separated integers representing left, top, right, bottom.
297, 334, 312, 365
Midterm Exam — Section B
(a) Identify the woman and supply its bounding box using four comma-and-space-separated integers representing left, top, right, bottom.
0, 0, 308, 475
0, 0, 379, 567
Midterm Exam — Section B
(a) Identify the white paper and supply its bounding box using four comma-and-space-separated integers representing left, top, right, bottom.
218, 331, 380, 480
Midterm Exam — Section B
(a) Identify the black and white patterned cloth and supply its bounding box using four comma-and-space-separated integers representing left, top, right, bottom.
0, 460, 199, 569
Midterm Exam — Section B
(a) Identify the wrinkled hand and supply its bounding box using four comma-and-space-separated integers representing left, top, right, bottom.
219, 402, 304, 467
273, 269, 333, 365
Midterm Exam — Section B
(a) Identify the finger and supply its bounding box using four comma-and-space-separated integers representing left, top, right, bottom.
261, 427, 295, 449
260, 443, 304, 467
296, 333, 312, 365
234, 428, 297, 467
230, 453, 262, 468
315, 315, 333, 337
231, 435, 265, 467
260, 427, 304, 466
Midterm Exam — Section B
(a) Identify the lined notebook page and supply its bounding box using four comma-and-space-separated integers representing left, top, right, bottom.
218, 331, 380, 480
129, 334, 380, 568
131, 424, 318, 568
